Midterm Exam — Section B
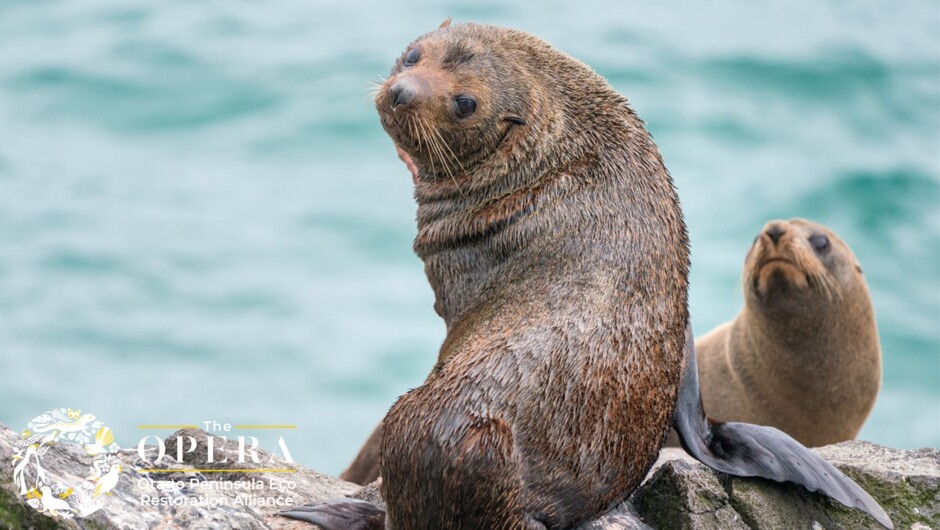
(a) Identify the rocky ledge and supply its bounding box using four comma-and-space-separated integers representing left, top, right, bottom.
0, 423, 936, 530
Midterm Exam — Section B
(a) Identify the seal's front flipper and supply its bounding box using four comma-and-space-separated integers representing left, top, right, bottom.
280, 498, 385, 530
672, 324, 893, 529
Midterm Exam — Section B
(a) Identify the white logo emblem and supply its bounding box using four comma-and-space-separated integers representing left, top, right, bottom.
12, 408, 122, 518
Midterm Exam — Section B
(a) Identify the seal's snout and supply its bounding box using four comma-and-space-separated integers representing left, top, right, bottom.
764, 222, 787, 246
756, 220, 796, 269
390, 79, 417, 109
749, 219, 823, 300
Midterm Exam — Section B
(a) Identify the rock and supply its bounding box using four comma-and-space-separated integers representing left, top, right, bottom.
633, 459, 749, 530
0, 422, 936, 529
0, 423, 357, 529
349, 477, 385, 511
636, 441, 939, 530
645, 447, 700, 480
577, 501, 652, 529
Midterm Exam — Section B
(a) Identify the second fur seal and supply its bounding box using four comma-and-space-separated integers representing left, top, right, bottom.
283, 22, 892, 529
697, 218, 882, 446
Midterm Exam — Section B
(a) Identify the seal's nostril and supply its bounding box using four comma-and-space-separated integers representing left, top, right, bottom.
765, 224, 786, 246
389, 80, 416, 108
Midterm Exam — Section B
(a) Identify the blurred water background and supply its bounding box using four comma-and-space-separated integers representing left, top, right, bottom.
0, 0, 937, 473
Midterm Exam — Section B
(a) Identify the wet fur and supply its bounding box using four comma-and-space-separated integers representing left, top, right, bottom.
291, 24, 891, 530
376, 23, 688, 529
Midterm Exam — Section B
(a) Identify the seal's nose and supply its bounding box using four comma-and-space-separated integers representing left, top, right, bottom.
764, 223, 786, 246
389, 79, 417, 108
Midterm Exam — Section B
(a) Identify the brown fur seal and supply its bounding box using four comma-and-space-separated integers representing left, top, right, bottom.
340, 423, 382, 486
283, 23, 892, 529
696, 218, 882, 447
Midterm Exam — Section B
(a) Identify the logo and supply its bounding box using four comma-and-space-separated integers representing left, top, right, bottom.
133, 420, 300, 509
11, 408, 122, 518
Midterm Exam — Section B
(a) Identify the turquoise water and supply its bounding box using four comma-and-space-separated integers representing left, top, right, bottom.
0, 1, 937, 474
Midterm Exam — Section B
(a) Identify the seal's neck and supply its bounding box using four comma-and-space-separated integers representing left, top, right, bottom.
414, 105, 675, 329
409, 56, 681, 329
410, 95, 587, 327
412, 145, 580, 327
734, 295, 878, 389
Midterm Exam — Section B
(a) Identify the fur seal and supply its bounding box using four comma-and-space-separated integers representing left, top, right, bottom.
284, 23, 892, 529
696, 218, 882, 447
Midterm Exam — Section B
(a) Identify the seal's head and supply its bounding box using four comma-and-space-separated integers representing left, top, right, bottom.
374, 21, 659, 321
375, 21, 558, 188
744, 218, 863, 312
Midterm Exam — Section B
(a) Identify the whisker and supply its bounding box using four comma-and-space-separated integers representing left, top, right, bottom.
424, 120, 448, 180
431, 126, 466, 174
366, 81, 384, 102
824, 272, 843, 302
420, 118, 465, 197
407, 116, 417, 150
367, 76, 387, 101
428, 124, 452, 177
791, 243, 841, 303
415, 117, 437, 177
433, 131, 466, 198
408, 116, 424, 176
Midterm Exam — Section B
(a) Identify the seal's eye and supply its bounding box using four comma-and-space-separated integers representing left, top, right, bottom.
454, 96, 477, 118
809, 234, 830, 254
404, 48, 420, 67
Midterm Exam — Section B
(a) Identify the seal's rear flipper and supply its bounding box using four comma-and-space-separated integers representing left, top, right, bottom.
280, 498, 385, 530
672, 324, 893, 530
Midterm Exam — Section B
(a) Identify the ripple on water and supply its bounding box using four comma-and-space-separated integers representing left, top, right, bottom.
799, 169, 940, 232
8, 62, 279, 132
0, 1, 936, 470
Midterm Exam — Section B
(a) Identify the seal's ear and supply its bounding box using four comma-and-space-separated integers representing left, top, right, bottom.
856, 263, 863, 274
503, 114, 526, 126
439, 18, 452, 29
